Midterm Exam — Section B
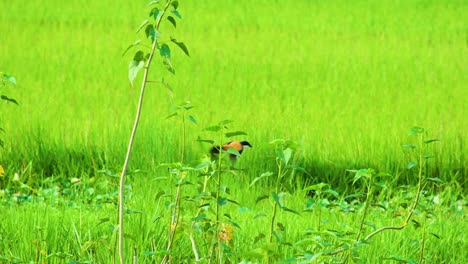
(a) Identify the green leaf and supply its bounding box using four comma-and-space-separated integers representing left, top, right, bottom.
277, 222, 285, 231
218, 197, 228, 206
281, 258, 298, 263
424, 139, 439, 144
304, 198, 315, 210
163, 58, 175, 74
239, 207, 250, 213
167, 16, 176, 28
125, 209, 143, 214
286, 164, 306, 174
249, 172, 273, 188
98, 218, 110, 225
196, 139, 215, 144
2, 74, 16, 86
364, 221, 376, 230
194, 161, 212, 170
145, 25, 158, 42
160, 44, 171, 58
166, 113, 178, 119
147, 0, 160, 6
407, 161, 417, 170
371, 203, 387, 210
352, 172, 362, 185
136, 20, 148, 33
162, 79, 173, 98
228, 220, 241, 229
170, 37, 190, 56
374, 181, 388, 190
149, 7, 162, 21
303, 183, 329, 192
1, 95, 18, 105
272, 192, 282, 208
219, 119, 233, 126
253, 233, 265, 244
171, 9, 181, 19
203, 125, 222, 132
282, 206, 301, 215
188, 115, 197, 124
409, 127, 426, 135
225, 131, 247, 138
282, 148, 292, 165
427, 177, 444, 183
411, 219, 421, 229
253, 213, 266, 220
191, 213, 206, 221
255, 194, 269, 204
226, 147, 241, 157
122, 39, 141, 56
323, 189, 339, 197
154, 10, 163, 21
401, 144, 416, 149
128, 51, 145, 86
276, 149, 285, 164
304, 252, 323, 262
154, 191, 165, 200
429, 232, 441, 239
227, 199, 240, 205
171, 0, 179, 9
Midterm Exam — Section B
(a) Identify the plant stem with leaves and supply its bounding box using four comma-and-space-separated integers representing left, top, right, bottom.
118, 1, 188, 263
363, 129, 429, 241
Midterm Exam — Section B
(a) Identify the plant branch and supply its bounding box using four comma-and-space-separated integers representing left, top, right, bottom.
162, 180, 182, 264
363, 134, 425, 242
118, 1, 173, 263
356, 183, 372, 241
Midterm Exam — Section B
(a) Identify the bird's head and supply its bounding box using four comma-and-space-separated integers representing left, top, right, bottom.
240, 141, 252, 148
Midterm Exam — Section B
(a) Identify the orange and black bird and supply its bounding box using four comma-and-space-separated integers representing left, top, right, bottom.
210, 141, 252, 160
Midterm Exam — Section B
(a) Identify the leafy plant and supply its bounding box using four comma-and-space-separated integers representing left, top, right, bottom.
303, 183, 339, 231
249, 139, 303, 263
0, 72, 17, 106
118, 1, 189, 263
0, 72, 17, 180
337, 127, 441, 262
198, 120, 247, 263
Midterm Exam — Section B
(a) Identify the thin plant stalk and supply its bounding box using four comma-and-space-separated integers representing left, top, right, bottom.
118, 2, 173, 263
419, 213, 427, 263
161, 180, 182, 264
162, 107, 189, 264
267, 157, 283, 264
191, 164, 212, 261
269, 159, 283, 243
356, 183, 372, 241
180, 111, 186, 164
316, 192, 322, 231
209, 132, 224, 264
363, 133, 425, 241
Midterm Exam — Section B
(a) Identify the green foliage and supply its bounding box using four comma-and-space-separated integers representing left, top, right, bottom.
125, 0, 189, 86
0, 72, 17, 149
0, 0, 466, 263
0, 73, 17, 106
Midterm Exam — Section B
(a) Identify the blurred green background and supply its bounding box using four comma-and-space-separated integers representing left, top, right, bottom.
1, 0, 466, 189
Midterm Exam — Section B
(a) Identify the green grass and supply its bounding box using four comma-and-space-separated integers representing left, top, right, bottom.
0, 0, 466, 263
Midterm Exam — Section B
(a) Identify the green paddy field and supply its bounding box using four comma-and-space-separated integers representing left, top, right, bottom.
0, 0, 466, 263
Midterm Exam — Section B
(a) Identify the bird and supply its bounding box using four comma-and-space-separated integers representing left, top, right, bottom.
210, 141, 252, 160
